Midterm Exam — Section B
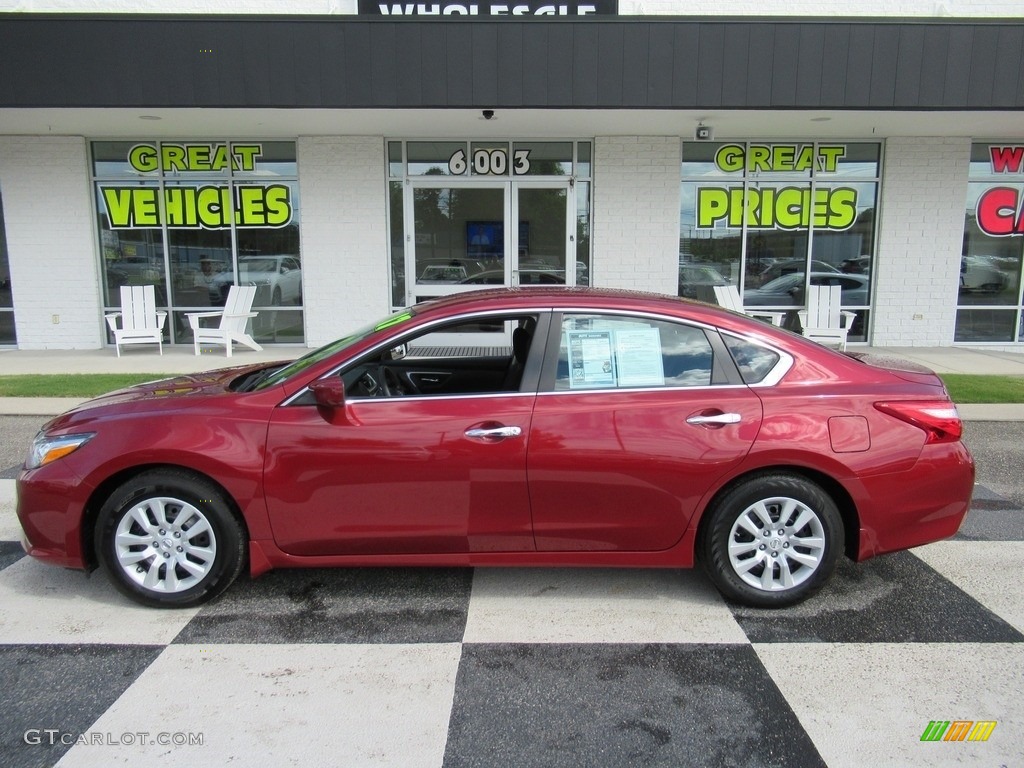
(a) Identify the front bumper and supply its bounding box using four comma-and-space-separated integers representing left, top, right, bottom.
16, 462, 93, 570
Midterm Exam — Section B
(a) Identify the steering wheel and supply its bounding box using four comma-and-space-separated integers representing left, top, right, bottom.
377, 365, 405, 397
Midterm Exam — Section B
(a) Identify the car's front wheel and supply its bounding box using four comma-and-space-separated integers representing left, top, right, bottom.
701, 473, 842, 608
94, 469, 246, 608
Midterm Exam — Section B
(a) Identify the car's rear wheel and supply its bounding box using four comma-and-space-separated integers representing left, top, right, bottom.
701, 473, 842, 608
95, 469, 246, 608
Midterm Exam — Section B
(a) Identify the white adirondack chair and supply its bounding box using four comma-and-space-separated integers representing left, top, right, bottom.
186, 284, 263, 357
712, 285, 785, 327
104, 285, 167, 356
798, 284, 857, 350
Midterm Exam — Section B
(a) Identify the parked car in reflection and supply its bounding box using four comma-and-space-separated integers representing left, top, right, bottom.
745, 272, 870, 307
214, 255, 302, 306
840, 255, 872, 275
576, 261, 590, 286
678, 264, 729, 300
960, 255, 1008, 293
18, 287, 973, 611
106, 257, 164, 287
420, 263, 469, 283
461, 269, 567, 286
751, 259, 840, 288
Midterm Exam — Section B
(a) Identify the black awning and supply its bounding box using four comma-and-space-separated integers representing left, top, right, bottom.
0, 14, 1021, 110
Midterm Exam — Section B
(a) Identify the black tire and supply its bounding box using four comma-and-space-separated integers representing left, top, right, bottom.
700, 473, 842, 608
94, 469, 246, 608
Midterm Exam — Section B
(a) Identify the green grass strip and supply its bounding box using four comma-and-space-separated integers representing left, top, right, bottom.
939, 374, 1024, 404
0, 374, 174, 398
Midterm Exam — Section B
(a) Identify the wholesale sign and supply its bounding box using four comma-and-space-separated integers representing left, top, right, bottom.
975, 146, 1024, 236
695, 144, 859, 232
100, 143, 294, 230
358, 0, 615, 14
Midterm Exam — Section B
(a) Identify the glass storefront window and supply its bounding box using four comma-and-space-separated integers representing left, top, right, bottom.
511, 142, 574, 176
92, 140, 303, 346
230, 141, 298, 178
679, 183, 742, 304
0, 188, 14, 344
681, 141, 880, 342
388, 142, 403, 178
389, 180, 405, 307
403, 141, 589, 179
407, 141, 467, 176
576, 142, 592, 179
576, 180, 591, 285
956, 147, 1024, 342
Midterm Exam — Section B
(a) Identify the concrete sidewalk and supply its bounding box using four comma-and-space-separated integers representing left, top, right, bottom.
0, 344, 1022, 419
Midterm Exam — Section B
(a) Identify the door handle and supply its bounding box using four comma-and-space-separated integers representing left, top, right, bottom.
465, 425, 523, 441
686, 412, 742, 427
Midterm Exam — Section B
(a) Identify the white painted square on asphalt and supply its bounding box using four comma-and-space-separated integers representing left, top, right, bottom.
56, 643, 462, 768
463, 568, 747, 644
0, 557, 198, 645
756, 642, 1024, 768
913, 541, 1024, 634
0, 479, 23, 541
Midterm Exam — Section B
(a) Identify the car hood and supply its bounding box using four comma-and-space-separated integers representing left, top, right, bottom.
47, 363, 274, 426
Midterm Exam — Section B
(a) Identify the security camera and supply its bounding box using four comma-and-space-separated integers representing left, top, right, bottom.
482, 109, 495, 120
695, 124, 713, 141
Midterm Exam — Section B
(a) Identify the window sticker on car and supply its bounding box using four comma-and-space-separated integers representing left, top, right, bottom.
566, 330, 616, 389
565, 327, 667, 390
614, 327, 665, 388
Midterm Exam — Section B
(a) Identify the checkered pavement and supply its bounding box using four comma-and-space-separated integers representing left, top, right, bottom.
0, 476, 1021, 768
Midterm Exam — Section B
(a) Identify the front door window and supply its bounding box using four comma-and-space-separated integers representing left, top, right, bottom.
412, 185, 506, 302
516, 185, 569, 286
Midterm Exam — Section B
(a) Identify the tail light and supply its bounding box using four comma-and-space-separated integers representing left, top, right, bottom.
874, 400, 963, 444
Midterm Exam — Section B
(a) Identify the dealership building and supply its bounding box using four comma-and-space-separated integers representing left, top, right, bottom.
0, 1, 1022, 352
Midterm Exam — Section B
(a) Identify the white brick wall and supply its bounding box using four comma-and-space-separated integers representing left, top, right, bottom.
592, 136, 680, 295
872, 137, 971, 347
1, 0, 1015, 15
0, 136, 103, 350
298, 136, 390, 346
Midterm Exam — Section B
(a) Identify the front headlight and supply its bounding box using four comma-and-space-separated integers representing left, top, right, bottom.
26, 432, 95, 470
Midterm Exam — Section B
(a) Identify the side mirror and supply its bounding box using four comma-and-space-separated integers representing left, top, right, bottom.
308, 378, 355, 424
309, 377, 346, 408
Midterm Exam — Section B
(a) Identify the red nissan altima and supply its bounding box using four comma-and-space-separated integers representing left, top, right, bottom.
16, 288, 974, 609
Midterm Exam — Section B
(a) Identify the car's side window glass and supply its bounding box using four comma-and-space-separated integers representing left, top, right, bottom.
554, 314, 713, 391
722, 334, 781, 384
342, 313, 540, 399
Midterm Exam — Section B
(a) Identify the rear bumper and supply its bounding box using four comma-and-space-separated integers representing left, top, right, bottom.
855, 441, 975, 560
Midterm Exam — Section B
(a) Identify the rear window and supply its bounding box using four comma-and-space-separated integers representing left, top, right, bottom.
723, 335, 781, 384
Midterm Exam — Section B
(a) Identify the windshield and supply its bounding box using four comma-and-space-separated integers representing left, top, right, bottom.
254, 309, 416, 391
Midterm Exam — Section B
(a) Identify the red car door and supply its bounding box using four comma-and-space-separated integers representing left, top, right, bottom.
263, 394, 535, 556
527, 312, 763, 552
